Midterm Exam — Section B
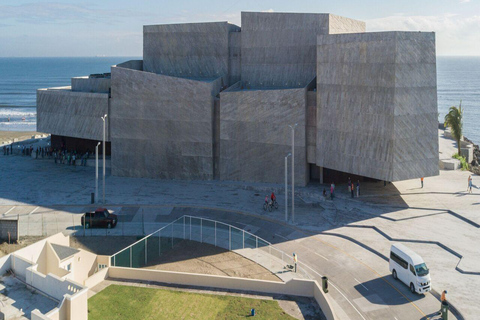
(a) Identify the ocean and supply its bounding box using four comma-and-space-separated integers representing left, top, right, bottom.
0, 57, 138, 131
0, 56, 479, 143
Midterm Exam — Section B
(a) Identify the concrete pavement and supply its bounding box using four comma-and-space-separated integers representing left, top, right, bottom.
0, 130, 477, 319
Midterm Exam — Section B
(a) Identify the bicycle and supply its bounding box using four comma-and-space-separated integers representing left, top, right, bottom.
263, 201, 273, 212
272, 199, 279, 209
263, 200, 278, 212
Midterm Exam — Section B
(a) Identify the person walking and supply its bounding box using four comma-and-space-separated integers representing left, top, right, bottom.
438, 290, 448, 314
468, 175, 473, 193
348, 177, 351, 195
293, 253, 298, 273
330, 182, 335, 200
351, 181, 354, 198
356, 180, 360, 197
421, 177, 424, 188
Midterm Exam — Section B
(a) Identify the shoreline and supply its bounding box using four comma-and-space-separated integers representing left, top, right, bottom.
0, 105, 36, 108
0, 131, 45, 145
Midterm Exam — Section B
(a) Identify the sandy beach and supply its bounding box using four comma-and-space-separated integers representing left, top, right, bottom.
0, 131, 44, 144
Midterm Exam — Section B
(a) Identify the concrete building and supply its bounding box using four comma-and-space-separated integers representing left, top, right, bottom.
37, 11, 439, 186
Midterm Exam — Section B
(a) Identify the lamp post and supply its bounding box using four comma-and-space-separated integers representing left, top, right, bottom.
288, 123, 298, 223
95, 142, 100, 203
285, 153, 291, 222
101, 114, 108, 204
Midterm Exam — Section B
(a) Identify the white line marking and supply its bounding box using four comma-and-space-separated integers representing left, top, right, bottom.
301, 263, 367, 320
314, 252, 329, 261
394, 317, 398, 320
354, 278, 369, 291
3, 206, 15, 216
29, 207, 40, 215
275, 233, 289, 241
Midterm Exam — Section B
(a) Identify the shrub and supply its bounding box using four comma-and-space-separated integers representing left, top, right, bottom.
453, 153, 469, 171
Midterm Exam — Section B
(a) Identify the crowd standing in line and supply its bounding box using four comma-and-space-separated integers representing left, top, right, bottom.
2, 143, 91, 167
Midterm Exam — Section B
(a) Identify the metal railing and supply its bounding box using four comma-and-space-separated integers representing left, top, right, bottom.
110, 215, 311, 279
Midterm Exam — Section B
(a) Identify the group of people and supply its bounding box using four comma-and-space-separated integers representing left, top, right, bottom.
2, 144, 56, 158
324, 178, 360, 200
53, 149, 90, 166
2, 144, 13, 155
2, 142, 92, 167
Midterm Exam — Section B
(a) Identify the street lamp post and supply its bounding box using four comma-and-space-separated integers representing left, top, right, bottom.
285, 153, 291, 222
95, 142, 100, 203
288, 123, 298, 223
101, 114, 108, 204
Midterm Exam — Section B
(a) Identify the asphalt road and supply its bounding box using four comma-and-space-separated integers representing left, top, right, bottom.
1, 204, 453, 320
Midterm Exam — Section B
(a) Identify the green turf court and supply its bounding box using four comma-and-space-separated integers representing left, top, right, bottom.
88, 284, 297, 320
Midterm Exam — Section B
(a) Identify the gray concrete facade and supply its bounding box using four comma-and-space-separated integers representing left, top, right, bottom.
240, 12, 365, 88
36, 12, 438, 185
143, 22, 240, 86
71, 76, 110, 94
220, 86, 307, 184
110, 66, 222, 180
37, 88, 109, 141
316, 32, 438, 181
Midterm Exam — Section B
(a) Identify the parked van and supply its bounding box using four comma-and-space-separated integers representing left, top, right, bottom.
389, 243, 431, 294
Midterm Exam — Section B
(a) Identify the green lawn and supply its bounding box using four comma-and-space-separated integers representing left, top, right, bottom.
88, 284, 297, 320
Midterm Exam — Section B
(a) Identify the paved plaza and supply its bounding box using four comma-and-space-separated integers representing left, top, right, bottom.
0, 132, 478, 319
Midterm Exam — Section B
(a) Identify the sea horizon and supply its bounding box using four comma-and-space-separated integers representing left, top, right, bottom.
0, 56, 479, 144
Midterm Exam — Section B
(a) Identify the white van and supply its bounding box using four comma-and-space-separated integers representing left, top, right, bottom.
389, 243, 431, 294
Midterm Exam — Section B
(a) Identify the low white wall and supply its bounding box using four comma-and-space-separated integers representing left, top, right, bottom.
26, 266, 83, 301
84, 267, 108, 288
31, 310, 54, 320
109, 267, 313, 297
0, 254, 12, 275
30, 285, 88, 320
66, 289, 88, 320
313, 281, 336, 320
12, 254, 33, 281
108, 267, 337, 320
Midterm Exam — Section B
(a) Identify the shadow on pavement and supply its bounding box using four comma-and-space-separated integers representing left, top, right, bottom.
354, 275, 427, 305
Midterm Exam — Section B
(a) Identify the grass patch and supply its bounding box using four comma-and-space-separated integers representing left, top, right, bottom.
453, 153, 470, 171
88, 284, 296, 320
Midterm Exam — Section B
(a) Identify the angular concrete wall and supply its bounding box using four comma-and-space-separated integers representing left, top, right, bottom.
306, 91, 317, 164
316, 32, 438, 181
110, 66, 222, 180
37, 88, 109, 141
220, 87, 307, 185
240, 12, 364, 89
228, 31, 242, 86
116, 60, 143, 71
391, 32, 439, 180
241, 12, 328, 88
71, 76, 110, 94
143, 22, 240, 83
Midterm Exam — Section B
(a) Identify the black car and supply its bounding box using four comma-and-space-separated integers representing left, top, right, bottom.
81, 208, 118, 229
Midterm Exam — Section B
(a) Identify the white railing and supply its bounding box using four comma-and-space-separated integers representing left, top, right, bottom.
110, 215, 311, 279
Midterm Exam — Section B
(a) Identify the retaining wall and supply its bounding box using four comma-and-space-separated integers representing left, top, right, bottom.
108, 267, 337, 320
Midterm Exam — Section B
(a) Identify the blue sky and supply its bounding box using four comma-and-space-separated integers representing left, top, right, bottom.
1, 0, 479, 57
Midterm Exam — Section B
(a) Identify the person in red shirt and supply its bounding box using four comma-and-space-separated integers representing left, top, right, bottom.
271, 192, 276, 203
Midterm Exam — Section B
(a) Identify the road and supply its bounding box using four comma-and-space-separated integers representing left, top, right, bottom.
1, 204, 453, 320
